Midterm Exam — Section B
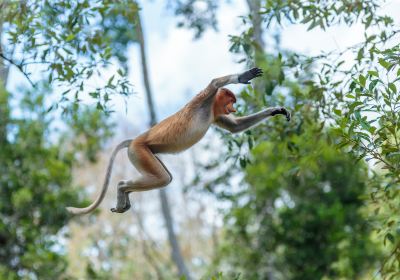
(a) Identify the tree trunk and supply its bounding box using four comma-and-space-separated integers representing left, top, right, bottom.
246, 0, 266, 94
134, 12, 191, 280
246, 0, 265, 51
0, 22, 10, 85
0, 22, 10, 145
246, 2, 274, 279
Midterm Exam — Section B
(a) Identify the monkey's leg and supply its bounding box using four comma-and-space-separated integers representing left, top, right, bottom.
111, 143, 172, 213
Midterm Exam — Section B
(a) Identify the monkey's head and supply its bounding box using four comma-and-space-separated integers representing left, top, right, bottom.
214, 88, 237, 116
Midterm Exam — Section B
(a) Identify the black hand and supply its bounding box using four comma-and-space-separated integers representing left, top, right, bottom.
286, 110, 291, 121
271, 107, 291, 121
238, 67, 263, 84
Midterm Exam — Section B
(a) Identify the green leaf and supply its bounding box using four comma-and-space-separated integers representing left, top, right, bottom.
379, 58, 391, 70
386, 232, 395, 244
264, 81, 275, 96
366, 34, 377, 43
368, 70, 379, 77
388, 83, 397, 93
66, 34, 75, 42
278, 70, 285, 84
307, 20, 320, 31
239, 158, 247, 168
369, 79, 379, 91
349, 102, 364, 113
357, 48, 364, 60
359, 74, 366, 87
360, 119, 371, 131
354, 110, 361, 120
107, 75, 115, 86
333, 109, 341, 116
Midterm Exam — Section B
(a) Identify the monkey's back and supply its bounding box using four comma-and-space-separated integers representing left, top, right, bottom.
138, 103, 213, 154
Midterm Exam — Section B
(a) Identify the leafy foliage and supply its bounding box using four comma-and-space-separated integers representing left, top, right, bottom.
179, 0, 400, 278
98, 1, 140, 71
221, 0, 400, 277
261, 0, 387, 30
0, 86, 81, 279
0, 73, 114, 280
0, 0, 136, 113
333, 45, 400, 277
192, 49, 380, 278
217, 124, 379, 280
168, 0, 219, 39
63, 105, 114, 162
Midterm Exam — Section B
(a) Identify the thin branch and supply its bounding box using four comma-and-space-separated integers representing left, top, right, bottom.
0, 52, 36, 88
20, 60, 52, 66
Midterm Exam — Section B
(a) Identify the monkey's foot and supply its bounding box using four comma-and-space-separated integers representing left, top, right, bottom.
111, 181, 132, 213
111, 196, 131, 213
110, 204, 131, 213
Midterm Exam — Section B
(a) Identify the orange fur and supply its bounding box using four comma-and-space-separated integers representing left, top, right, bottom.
213, 88, 237, 117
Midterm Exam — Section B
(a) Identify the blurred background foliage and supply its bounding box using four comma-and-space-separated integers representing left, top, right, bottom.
1, 0, 400, 279
0, 85, 112, 279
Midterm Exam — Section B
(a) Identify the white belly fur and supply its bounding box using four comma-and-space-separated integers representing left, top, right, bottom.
176, 112, 212, 151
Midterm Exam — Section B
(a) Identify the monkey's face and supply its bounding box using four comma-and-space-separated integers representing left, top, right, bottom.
215, 88, 237, 115
224, 99, 236, 114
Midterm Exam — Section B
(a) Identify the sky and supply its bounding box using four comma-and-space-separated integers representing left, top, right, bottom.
113, 0, 400, 129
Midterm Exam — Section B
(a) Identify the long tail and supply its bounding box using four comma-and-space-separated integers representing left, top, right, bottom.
66, 139, 133, 215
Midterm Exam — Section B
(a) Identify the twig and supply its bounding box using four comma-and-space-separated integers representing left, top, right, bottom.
0, 52, 36, 88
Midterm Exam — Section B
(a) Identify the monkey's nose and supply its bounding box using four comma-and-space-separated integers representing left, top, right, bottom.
227, 103, 236, 113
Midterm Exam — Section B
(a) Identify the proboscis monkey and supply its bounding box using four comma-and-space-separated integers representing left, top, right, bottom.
66, 68, 290, 215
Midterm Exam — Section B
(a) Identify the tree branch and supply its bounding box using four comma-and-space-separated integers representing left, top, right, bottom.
0, 52, 36, 88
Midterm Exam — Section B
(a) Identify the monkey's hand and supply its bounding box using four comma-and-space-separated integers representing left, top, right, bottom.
271, 107, 291, 121
238, 67, 263, 84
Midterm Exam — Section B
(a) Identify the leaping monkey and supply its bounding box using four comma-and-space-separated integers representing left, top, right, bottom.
67, 67, 290, 215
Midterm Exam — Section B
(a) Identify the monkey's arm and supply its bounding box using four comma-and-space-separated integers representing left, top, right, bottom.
199, 68, 263, 101
214, 107, 290, 133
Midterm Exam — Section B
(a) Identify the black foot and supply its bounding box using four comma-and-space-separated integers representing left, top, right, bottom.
110, 204, 131, 213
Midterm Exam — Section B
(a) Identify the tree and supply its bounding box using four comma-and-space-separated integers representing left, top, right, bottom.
86, 2, 191, 278
0, 0, 134, 112
217, 123, 379, 279
174, 0, 398, 277
0, 2, 117, 278
0, 84, 113, 279
333, 45, 400, 277
134, 10, 191, 280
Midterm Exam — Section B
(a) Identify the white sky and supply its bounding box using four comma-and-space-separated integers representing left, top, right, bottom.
112, 0, 400, 128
